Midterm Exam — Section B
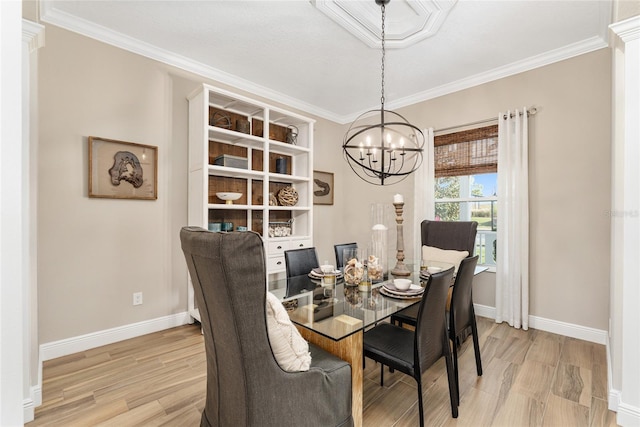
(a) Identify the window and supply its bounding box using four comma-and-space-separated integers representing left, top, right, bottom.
434, 125, 498, 267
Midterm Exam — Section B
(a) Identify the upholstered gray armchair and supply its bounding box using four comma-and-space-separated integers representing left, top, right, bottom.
180, 227, 353, 427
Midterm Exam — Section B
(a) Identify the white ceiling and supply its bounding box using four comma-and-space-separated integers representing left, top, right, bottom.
40, 0, 611, 123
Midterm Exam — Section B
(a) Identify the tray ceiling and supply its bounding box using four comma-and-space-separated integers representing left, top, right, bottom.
40, 0, 611, 123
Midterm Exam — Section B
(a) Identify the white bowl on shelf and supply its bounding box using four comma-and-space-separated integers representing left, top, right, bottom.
216, 192, 242, 204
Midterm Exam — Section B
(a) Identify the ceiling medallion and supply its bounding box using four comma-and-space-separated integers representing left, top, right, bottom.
314, 0, 457, 48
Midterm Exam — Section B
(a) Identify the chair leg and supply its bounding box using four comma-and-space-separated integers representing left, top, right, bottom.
451, 335, 460, 404
415, 376, 425, 427
444, 339, 459, 416
380, 363, 384, 387
471, 318, 483, 376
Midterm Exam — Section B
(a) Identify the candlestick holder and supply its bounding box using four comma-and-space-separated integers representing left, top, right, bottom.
390, 202, 411, 276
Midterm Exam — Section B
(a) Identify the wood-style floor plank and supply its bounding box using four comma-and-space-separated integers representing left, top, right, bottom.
28, 318, 620, 426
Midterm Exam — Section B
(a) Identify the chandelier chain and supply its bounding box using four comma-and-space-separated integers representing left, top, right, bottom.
380, 3, 386, 110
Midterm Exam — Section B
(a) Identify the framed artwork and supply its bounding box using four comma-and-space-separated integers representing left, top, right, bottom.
313, 170, 333, 205
89, 136, 158, 200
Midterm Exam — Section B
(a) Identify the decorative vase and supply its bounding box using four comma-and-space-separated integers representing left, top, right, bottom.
369, 203, 390, 282
276, 157, 287, 174
343, 248, 366, 287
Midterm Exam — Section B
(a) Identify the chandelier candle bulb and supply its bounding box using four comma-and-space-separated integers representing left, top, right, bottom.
393, 194, 403, 204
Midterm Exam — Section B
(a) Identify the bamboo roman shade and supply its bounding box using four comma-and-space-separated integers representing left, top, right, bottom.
434, 125, 498, 177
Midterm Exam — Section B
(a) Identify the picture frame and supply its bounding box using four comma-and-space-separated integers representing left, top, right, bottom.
313, 170, 334, 205
88, 136, 158, 200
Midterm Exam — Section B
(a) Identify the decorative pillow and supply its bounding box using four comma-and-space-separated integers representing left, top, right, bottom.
265, 292, 311, 372
421, 246, 469, 273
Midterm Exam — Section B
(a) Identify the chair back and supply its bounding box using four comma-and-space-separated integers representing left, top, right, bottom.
450, 255, 479, 337
334, 242, 357, 270
181, 228, 353, 427
285, 247, 319, 277
421, 220, 478, 255
414, 267, 455, 373
180, 227, 273, 425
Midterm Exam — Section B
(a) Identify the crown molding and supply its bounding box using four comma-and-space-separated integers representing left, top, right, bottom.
610, 15, 640, 42
371, 35, 609, 122
39, 1, 345, 123
22, 20, 45, 52
40, 0, 612, 125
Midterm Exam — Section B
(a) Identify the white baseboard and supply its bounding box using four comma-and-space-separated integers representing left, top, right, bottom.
609, 388, 621, 412
606, 387, 640, 427
473, 303, 496, 320
473, 303, 607, 344
528, 315, 608, 345
40, 312, 191, 361
617, 401, 640, 426
607, 340, 640, 426
606, 337, 617, 412
23, 383, 41, 423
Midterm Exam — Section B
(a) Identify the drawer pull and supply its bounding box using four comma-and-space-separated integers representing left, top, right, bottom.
277, 245, 283, 250
298, 243, 304, 247
276, 261, 282, 265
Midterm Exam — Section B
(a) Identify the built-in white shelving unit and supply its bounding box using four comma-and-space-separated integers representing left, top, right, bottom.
187, 84, 315, 321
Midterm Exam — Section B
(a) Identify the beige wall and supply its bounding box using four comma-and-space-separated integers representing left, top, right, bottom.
615, 0, 640, 21
390, 48, 612, 330
38, 26, 185, 342
37, 23, 611, 344
36, 25, 348, 343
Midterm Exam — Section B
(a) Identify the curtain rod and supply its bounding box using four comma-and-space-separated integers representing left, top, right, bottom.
434, 107, 538, 134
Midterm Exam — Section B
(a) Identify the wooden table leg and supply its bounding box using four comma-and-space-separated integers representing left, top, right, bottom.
297, 327, 363, 427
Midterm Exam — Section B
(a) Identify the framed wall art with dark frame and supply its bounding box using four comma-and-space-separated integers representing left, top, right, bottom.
88, 136, 158, 200
313, 170, 333, 205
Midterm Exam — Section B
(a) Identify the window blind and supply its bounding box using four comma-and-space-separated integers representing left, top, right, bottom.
434, 125, 498, 177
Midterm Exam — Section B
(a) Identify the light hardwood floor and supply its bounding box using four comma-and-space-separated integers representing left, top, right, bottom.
28, 317, 618, 426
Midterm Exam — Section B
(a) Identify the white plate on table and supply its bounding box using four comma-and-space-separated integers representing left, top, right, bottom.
309, 269, 342, 279
382, 282, 423, 296
379, 286, 424, 299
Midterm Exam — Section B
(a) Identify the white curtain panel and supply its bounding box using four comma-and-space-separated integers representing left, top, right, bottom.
496, 108, 529, 329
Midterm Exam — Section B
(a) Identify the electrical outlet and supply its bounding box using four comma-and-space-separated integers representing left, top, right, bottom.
133, 292, 143, 306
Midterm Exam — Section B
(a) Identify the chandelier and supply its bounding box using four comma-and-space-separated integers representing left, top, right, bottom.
342, 0, 425, 186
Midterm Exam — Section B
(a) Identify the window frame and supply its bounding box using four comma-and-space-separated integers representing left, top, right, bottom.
433, 125, 499, 270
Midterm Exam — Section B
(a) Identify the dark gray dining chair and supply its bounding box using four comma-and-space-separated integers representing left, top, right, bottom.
449, 255, 482, 402
363, 268, 458, 426
284, 247, 320, 278
180, 227, 353, 427
391, 219, 478, 327
420, 219, 478, 254
334, 242, 358, 271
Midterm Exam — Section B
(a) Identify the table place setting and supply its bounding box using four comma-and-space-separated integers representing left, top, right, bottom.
379, 278, 424, 299
308, 266, 343, 280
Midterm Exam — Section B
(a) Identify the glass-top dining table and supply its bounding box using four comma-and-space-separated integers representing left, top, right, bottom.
268, 262, 488, 427
269, 270, 426, 342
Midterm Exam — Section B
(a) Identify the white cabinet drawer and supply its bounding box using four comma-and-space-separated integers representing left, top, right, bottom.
267, 256, 286, 272
268, 240, 289, 256
289, 238, 312, 250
